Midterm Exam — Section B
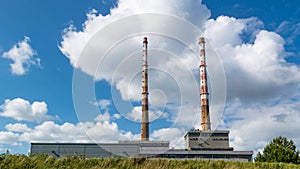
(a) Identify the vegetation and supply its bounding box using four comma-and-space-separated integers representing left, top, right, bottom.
255, 136, 300, 164
0, 154, 300, 169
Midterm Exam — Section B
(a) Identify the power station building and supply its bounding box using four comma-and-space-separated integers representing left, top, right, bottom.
31, 37, 253, 161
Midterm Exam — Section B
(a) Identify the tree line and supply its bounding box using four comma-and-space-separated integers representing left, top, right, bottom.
255, 136, 300, 164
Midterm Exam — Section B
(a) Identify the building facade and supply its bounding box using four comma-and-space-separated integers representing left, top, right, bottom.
31, 141, 252, 161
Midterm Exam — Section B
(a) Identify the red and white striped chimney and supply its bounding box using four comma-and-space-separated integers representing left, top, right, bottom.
199, 37, 211, 131
141, 37, 149, 141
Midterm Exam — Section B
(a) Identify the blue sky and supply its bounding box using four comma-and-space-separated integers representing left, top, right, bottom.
0, 0, 299, 155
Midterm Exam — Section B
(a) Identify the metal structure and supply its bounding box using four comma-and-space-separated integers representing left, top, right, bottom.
141, 37, 149, 141
199, 37, 211, 131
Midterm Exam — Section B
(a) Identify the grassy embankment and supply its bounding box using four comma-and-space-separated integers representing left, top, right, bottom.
1, 154, 300, 169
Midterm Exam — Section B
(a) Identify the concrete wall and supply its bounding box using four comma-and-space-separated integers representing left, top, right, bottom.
184, 130, 233, 150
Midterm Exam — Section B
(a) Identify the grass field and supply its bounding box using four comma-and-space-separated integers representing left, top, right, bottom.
1, 154, 300, 169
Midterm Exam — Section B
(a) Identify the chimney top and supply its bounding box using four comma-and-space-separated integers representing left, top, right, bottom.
199, 37, 205, 44
143, 37, 148, 44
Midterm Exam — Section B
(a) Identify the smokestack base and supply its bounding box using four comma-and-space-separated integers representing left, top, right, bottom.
141, 122, 149, 141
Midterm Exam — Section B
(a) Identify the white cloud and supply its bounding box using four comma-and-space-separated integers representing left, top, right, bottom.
205, 16, 263, 47
2, 36, 40, 75
60, 0, 210, 68
0, 131, 19, 145
205, 16, 246, 47
151, 128, 185, 148
226, 99, 300, 151
94, 111, 110, 122
275, 21, 300, 45
5, 123, 31, 133
0, 98, 58, 122
92, 99, 122, 122
126, 106, 168, 122
61, 0, 210, 110
91, 99, 111, 109
205, 16, 300, 103
113, 113, 121, 119
17, 120, 139, 144
1, 120, 185, 149
0, 98, 138, 147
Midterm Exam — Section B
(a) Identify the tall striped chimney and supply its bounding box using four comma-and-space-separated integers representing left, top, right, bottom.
199, 37, 211, 131
141, 37, 149, 141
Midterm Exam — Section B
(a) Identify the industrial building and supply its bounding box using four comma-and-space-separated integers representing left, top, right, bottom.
31, 37, 253, 161
184, 129, 232, 150
31, 141, 252, 161
31, 141, 170, 158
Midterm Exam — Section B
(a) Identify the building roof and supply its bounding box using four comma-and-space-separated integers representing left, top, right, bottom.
162, 149, 253, 155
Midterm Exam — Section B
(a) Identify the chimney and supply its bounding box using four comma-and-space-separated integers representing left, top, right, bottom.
141, 37, 149, 141
199, 37, 211, 131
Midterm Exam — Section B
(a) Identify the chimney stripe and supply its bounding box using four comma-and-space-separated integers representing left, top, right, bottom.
141, 37, 149, 140
199, 37, 211, 131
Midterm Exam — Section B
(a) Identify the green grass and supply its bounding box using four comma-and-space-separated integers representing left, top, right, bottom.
0, 154, 300, 169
